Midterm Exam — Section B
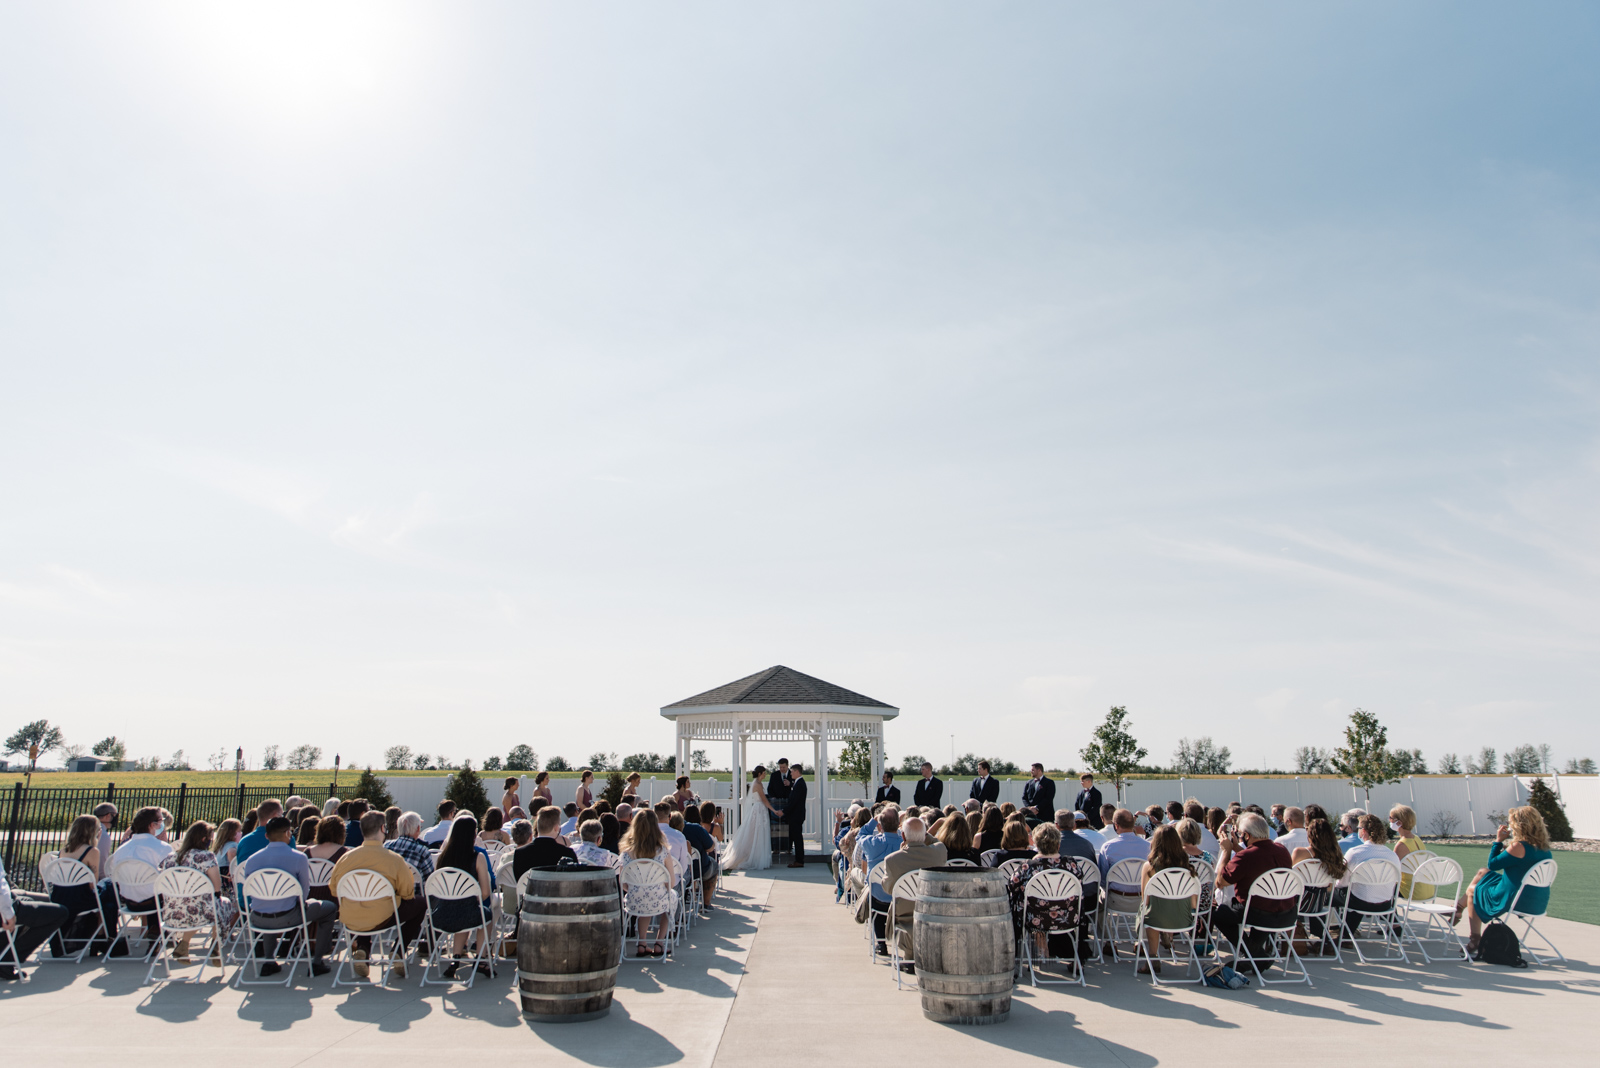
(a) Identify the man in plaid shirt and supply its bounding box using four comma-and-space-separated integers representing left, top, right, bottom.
384, 812, 435, 882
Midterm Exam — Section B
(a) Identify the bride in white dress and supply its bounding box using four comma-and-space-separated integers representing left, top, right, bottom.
720, 766, 777, 872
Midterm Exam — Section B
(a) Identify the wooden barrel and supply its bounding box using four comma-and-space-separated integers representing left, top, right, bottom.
517, 865, 622, 1023
913, 867, 1014, 1025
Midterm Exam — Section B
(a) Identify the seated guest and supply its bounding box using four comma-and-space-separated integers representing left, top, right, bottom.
383, 812, 436, 887
1097, 809, 1151, 892
935, 808, 985, 864
1388, 804, 1426, 881
1135, 826, 1200, 976
342, 799, 369, 850
1275, 807, 1309, 853
241, 817, 336, 977
680, 804, 719, 908
619, 810, 675, 958
1211, 812, 1295, 963
973, 808, 1005, 853
234, 799, 284, 870
1205, 807, 1227, 850
337, 801, 351, 821
295, 815, 319, 847
1289, 817, 1346, 952
421, 801, 456, 846
855, 808, 904, 952
837, 807, 873, 897
479, 807, 511, 846
321, 797, 340, 817
615, 803, 634, 833
1341, 814, 1403, 935
1303, 803, 1329, 829
1054, 809, 1099, 866
0, 858, 68, 980
1174, 817, 1216, 918
1012, 824, 1099, 958
1166, 801, 1185, 825
882, 817, 948, 965
1337, 809, 1366, 854
1184, 801, 1220, 855
508, 806, 529, 822
1269, 804, 1287, 835
304, 815, 350, 864
962, 799, 981, 815
241, 809, 259, 837
93, 802, 118, 880
512, 806, 577, 880
98, 806, 174, 954
1071, 811, 1101, 848
432, 815, 495, 978
1098, 804, 1120, 842
672, 776, 696, 812
703, 803, 723, 843
48, 815, 104, 956
963, 810, 982, 838
158, 820, 239, 960
331, 811, 422, 978
998, 803, 1017, 819
982, 817, 1039, 867
509, 818, 535, 850
1142, 804, 1166, 835
574, 819, 615, 868
1456, 806, 1553, 954
600, 812, 623, 854
559, 803, 581, 838
653, 802, 691, 885
383, 806, 402, 841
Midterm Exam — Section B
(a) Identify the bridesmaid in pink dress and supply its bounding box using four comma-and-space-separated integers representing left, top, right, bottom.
576, 769, 595, 809
530, 771, 554, 807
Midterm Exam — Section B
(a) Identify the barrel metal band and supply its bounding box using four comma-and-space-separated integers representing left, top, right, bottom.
522, 894, 620, 906
519, 988, 616, 1001
519, 912, 619, 924
518, 966, 619, 983
913, 912, 1007, 924
918, 969, 1014, 984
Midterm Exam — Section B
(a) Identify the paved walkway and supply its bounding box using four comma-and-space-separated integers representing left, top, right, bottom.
2, 866, 1596, 1066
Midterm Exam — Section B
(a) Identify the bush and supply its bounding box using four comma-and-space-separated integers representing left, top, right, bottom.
482, 756, 503, 771
1527, 778, 1573, 842
545, 755, 571, 771
1428, 810, 1461, 837
350, 766, 395, 812
443, 761, 490, 817
601, 770, 627, 808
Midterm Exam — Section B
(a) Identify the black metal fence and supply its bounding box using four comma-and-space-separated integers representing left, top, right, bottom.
1, 782, 334, 892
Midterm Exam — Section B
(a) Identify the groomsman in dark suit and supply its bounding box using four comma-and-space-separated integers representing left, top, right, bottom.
1020, 763, 1055, 825
875, 771, 901, 805
969, 761, 999, 804
912, 762, 943, 809
1074, 774, 1105, 830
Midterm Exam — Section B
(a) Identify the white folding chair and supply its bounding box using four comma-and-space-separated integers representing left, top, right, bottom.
1020, 869, 1086, 986
1189, 857, 1217, 949
480, 840, 508, 860
889, 869, 925, 989
1134, 867, 1202, 985
419, 868, 494, 987
306, 858, 335, 896
1236, 867, 1311, 985
145, 867, 224, 985
39, 855, 107, 963
1103, 859, 1145, 954
1290, 858, 1341, 962
331, 869, 407, 987
1337, 860, 1408, 965
944, 859, 979, 867
1398, 856, 1469, 963
1508, 858, 1563, 965
864, 861, 890, 963
493, 857, 518, 955
234, 868, 314, 987
619, 859, 677, 961
104, 859, 162, 962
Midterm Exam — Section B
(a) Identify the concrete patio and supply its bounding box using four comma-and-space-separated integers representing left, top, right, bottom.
2, 865, 1595, 1067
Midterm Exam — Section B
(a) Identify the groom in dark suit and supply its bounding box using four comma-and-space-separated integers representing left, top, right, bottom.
785, 766, 808, 867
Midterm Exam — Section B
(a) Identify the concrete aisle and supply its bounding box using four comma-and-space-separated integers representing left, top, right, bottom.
716, 866, 1600, 1067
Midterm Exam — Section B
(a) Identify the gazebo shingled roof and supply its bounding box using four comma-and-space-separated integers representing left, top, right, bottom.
664, 664, 895, 711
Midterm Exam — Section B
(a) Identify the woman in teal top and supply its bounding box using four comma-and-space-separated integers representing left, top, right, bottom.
1459, 806, 1553, 954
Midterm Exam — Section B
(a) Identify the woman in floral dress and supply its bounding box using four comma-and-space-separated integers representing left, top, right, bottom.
157, 821, 239, 959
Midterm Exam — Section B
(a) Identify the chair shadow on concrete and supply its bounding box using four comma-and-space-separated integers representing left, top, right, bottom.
955, 997, 1161, 1067
522, 999, 686, 1067
333, 986, 435, 1030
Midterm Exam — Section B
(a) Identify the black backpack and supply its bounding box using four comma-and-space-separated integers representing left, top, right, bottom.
1475, 922, 1527, 968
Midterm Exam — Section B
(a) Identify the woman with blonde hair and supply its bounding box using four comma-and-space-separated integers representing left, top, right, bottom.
620, 809, 676, 958
1388, 804, 1433, 898
157, 821, 237, 960
1457, 806, 1553, 953
1135, 825, 1199, 975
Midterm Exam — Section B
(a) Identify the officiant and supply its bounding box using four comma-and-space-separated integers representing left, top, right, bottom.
767, 758, 791, 854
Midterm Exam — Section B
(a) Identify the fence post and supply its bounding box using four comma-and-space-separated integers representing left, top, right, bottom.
235, 783, 246, 821
1465, 774, 1475, 834
175, 783, 189, 829
3, 782, 22, 876
105, 782, 115, 805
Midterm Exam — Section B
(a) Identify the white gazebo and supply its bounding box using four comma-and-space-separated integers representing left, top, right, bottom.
661, 665, 899, 834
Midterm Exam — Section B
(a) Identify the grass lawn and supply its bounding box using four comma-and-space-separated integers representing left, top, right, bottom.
2, 768, 738, 788
1424, 843, 1599, 927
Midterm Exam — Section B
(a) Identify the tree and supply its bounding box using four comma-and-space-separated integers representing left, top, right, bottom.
412, 753, 431, 770
588, 751, 618, 772
1526, 778, 1572, 842
435, 755, 456, 770
261, 745, 281, 770
1504, 745, 1541, 774
1079, 706, 1148, 800
1438, 752, 1462, 774
1468, 747, 1497, 774
1563, 757, 1597, 774
286, 744, 322, 770
482, 755, 503, 771
1397, 748, 1428, 775
1538, 743, 1554, 773
207, 748, 227, 771
505, 744, 538, 771
162, 749, 191, 771
1328, 709, 1405, 803
5, 719, 64, 759
938, 753, 1017, 775
691, 749, 710, 771
350, 766, 395, 811
443, 761, 490, 816
1172, 737, 1231, 775
93, 736, 126, 761
383, 745, 412, 770
601, 770, 628, 808
897, 754, 928, 775
621, 753, 669, 772
1293, 746, 1330, 774
545, 755, 572, 772
837, 739, 874, 794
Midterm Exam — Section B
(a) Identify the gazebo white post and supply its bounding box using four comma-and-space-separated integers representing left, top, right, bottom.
818, 717, 830, 832
731, 720, 743, 835
870, 726, 884, 791
811, 725, 822, 844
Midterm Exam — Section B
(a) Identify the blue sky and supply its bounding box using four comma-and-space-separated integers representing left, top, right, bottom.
2, 3, 1597, 773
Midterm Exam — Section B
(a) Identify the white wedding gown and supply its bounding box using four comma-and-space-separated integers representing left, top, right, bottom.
720, 784, 772, 872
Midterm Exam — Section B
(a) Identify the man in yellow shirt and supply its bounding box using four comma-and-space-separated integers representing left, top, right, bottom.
331, 811, 424, 977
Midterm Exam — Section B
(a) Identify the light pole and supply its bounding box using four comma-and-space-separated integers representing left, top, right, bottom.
25, 743, 39, 790
234, 747, 243, 792
333, 753, 341, 793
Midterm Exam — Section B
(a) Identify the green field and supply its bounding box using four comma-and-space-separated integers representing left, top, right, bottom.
1424, 843, 1599, 927
2, 768, 737, 789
